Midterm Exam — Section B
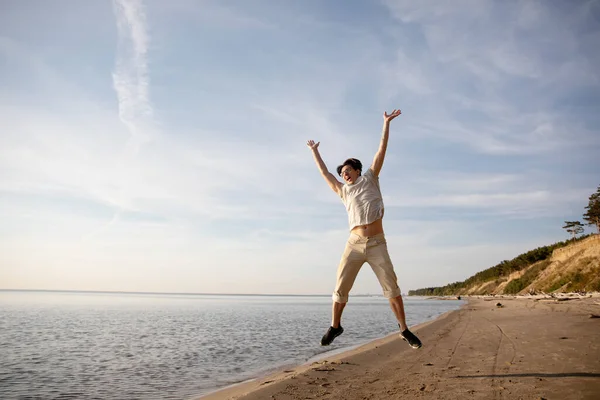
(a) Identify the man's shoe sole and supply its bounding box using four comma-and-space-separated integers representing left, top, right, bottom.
401, 336, 422, 349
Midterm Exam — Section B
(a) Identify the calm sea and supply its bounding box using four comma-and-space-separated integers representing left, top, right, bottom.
0, 291, 463, 399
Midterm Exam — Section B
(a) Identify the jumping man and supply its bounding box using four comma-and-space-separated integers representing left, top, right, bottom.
306, 109, 422, 349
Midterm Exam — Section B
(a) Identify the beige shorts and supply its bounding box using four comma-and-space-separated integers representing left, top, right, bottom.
332, 233, 401, 303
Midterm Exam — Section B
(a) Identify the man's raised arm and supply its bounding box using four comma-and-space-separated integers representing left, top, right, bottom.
306, 140, 342, 195
371, 109, 401, 177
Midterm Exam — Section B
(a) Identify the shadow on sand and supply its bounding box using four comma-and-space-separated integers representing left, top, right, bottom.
455, 372, 600, 379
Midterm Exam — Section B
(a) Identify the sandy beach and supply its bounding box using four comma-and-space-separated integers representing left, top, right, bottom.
200, 295, 600, 400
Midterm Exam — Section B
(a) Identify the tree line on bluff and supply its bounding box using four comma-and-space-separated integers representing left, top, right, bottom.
410, 185, 600, 297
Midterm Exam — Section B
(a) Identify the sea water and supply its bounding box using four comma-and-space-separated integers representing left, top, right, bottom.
0, 291, 463, 399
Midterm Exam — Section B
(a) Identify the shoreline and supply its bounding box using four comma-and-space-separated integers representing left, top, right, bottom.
199, 294, 600, 400
197, 305, 463, 400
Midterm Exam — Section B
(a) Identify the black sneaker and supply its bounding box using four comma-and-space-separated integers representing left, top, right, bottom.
321, 325, 344, 346
400, 328, 422, 349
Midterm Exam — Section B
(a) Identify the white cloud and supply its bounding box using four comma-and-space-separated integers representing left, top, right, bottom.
380, 0, 600, 155
112, 0, 154, 151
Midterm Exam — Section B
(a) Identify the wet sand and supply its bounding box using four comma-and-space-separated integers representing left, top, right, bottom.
200, 296, 600, 400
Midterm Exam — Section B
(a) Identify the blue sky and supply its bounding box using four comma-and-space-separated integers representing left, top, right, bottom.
1, 0, 599, 295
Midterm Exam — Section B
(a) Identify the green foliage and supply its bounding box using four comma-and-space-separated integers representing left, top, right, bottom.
547, 276, 570, 292
504, 278, 527, 294
562, 221, 584, 238
583, 185, 600, 233
408, 235, 590, 296
503, 260, 551, 294
544, 258, 600, 293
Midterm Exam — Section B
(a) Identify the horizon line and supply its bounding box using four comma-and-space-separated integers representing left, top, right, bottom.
0, 288, 405, 297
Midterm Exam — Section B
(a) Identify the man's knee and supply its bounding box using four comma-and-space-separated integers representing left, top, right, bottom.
332, 292, 349, 303
383, 287, 402, 299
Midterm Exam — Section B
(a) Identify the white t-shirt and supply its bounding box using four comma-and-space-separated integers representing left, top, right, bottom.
339, 168, 384, 230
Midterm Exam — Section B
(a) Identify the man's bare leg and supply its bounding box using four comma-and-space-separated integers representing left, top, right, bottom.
332, 301, 346, 328
321, 301, 347, 345
389, 295, 408, 331
389, 295, 422, 348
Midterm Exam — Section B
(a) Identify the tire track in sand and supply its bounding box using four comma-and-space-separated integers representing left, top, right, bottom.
444, 307, 472, 369
480, 315, 517, 399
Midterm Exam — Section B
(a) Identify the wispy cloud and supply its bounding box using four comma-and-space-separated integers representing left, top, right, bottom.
380, 0, 600, 155
112, 0, 153, 151
85, 0, 154, 238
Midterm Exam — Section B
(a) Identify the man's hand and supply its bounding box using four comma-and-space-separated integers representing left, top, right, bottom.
383, 109, 401, 123
307, 139, 342, 195
372, 109, 400, 176
306, 139, 320, 150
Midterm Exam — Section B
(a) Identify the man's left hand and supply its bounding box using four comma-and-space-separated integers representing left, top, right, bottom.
383, 109, 401, 123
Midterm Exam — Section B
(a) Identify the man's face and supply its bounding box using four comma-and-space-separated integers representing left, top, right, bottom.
340, 165, 360, 184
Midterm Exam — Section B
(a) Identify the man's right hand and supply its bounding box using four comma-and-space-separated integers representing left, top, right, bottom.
306, 140, 320, 150
307, 139, 342, 195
